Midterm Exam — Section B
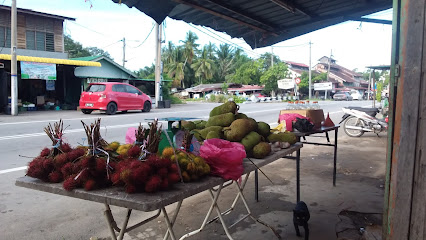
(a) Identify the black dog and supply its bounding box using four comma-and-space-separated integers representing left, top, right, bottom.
293, 201, 310, 240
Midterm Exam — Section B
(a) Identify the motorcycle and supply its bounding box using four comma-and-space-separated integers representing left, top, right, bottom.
340, 107, 388, 137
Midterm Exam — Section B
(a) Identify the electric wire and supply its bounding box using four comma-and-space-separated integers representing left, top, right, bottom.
129, 23, 155, 49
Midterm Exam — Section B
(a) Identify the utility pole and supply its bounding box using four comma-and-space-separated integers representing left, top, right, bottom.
308, 41, 312, 99
271, 46, 274, 67
122, 37, 126, 67
326, 49, 332, 100
11, 0, 18, 116
154, 23, 162, 108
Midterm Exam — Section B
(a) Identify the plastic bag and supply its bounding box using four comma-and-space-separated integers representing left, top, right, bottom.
125, 127, 137, 144
278, 113, 310, 131
200, 138, 246, 181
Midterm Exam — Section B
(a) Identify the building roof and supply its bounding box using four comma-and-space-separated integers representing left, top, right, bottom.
285, 61, 309, 68
72, 55, 137, 78
0, 54, 100, 67
0, 5, 75, 21
185, 83, 241, 93
228, 85, 264, 92
114, 0, 391, 49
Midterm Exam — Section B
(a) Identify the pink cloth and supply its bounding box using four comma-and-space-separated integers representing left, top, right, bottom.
125, 127, 137, 144
278, 113, 310, 131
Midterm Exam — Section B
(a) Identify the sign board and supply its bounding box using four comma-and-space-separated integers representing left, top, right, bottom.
87, 78, 107, 83
314, 82, 333, 91
21, 62, 56, 80
295, 77, 301, 85
277, 79, 294, 89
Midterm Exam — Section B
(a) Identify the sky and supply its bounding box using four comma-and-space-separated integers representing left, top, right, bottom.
4, 0, 393, 73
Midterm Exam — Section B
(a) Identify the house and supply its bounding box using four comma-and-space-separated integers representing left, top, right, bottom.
0, 5, 100, 112
183, 83, 241, 98
284, 61, 309, 79
227, 85, 264, 96
314, 56, 368, 94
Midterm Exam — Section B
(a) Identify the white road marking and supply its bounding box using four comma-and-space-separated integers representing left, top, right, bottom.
0, 166, 27, 174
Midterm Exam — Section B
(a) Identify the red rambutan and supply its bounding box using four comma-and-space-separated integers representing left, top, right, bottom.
120, 168, 132, 184
111, 172, 122, 185
63, 176, 78, 191
157, 168, 168, 178
127, 146, 141, 158
81, 156, 95, 169
42, 159, 54, 172
39, 148, 51, 157
61, 143, 72, 153
169, 163, 179, 173
84, 179, 97, 191
130, 167, 149, 184
61, 162, 74, 178
95, 158, 107, 173
48, 171, 63, 183
54, 153, 69, 168
160, 178, 169, 190
129, 160, 142, 169
125, 184, 137, 193
67, 148, 85, 161
168, 173, 181, 184
144, 175, 162, 193
75, 168, 90, 184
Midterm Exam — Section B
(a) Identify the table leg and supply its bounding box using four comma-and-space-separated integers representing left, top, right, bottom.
104, 204, 118, 240
296, 149, 300, 203
255, 170, 259, 202
117, 209, 132, 240
162, 207, 177, 240
163, 200, 183, 240
333, 128, 338, 186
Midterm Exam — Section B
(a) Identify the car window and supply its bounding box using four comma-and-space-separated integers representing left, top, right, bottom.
126, 85, 141, 94
86, 84, 106, 92
112, 84, 126, 93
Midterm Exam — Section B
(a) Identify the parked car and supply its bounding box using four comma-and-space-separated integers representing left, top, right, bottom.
333, 91, 353, 101
350, 90, 363, 100
79, 82, 152, 115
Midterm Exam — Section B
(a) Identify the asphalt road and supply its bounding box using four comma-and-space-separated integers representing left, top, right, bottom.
0, 100, 374, 240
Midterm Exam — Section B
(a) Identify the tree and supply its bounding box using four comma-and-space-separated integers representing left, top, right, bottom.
259, 52, 281, 70
135, 64, 155, 79
64, 35, 112, 59
260, 62, 288, 96
191, 46, 215, 83
298, 71, 326, 96
215, 44, 235, 82
231, 59, 264, 85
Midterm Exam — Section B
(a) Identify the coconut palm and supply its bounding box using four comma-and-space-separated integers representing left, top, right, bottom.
191, 46, 215, 84
164, 46, 186, 87
216, 44, 235, 82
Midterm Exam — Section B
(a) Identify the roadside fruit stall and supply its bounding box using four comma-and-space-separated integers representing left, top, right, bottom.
16, 101, 303, 240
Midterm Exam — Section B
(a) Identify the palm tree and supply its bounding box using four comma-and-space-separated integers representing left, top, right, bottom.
164, 46, 186, 87
216, 44, 235, 82
181, 31, 200, 66
191, 46, 215, 84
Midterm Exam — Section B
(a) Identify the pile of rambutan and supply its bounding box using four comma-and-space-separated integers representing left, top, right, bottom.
111, 153, 181, 194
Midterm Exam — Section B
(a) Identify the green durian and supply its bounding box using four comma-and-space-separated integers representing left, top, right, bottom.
246, 118, 258, 132
267, 132, 297, 144
181, 121, 196, 131
240, 131, 262, 152
252, 142, 272, 159
235, 113, 248, 119
206, 131, 222, 139
209, 101, 238, 117
194, 120, 207, 129
257, 122, 271, 137
195, 126, 223, 139
205, 112, 235, 127
223, 119, 252, 142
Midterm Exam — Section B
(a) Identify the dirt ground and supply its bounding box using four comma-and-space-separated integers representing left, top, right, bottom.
96, 132, 387, 240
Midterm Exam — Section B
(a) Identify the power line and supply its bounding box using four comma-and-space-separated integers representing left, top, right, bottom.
129, 23, 155, 49
66, 20, 110, 37
102, 40, 122, 49
272, 42, 310, 48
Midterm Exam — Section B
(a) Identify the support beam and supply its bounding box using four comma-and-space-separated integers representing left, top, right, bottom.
205, 0, 277, 33
270, 0, 312, 17
347, 17, 392, 25
172, 0, 278, 36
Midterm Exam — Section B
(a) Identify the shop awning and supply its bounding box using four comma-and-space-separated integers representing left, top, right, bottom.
0, 54, 101, 67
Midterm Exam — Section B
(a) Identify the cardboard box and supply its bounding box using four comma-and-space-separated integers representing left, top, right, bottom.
279, 109, 325, 128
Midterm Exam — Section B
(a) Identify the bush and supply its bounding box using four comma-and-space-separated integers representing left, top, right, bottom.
232, 96, 246, 104
169, 95, 183, 104
210, 94, 216, 102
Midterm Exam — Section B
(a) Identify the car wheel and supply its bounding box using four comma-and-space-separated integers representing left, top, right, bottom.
142, 101, 151, 112
106, 102, 117, 115
81, 109, 93, 114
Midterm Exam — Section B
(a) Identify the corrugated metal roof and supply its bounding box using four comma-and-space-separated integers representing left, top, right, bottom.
0, 54, 101, 67
113, 0, 392, 48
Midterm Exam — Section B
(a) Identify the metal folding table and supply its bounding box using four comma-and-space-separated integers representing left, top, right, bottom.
16, 144, 302, 240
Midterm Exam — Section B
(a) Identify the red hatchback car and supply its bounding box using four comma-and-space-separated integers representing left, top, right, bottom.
79, 82, 152, 115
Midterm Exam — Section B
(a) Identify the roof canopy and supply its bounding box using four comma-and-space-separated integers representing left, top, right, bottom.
114, 0, 392, 49
0, 54, 101, 67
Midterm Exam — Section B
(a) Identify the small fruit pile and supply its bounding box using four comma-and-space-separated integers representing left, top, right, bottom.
162, 147, 210, 182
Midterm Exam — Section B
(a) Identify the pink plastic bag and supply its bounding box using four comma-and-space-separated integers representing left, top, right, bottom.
200, 139, 246, 181
125, 127, 137, 144
278, 113, 310, 131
